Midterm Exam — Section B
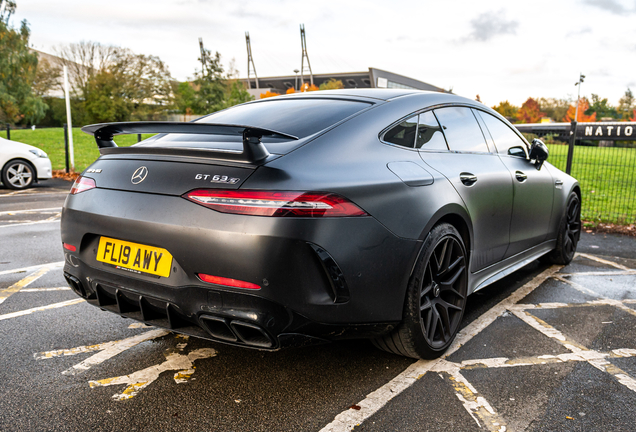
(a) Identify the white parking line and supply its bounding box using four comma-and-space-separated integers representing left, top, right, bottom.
21, 287, 71, 292
577, 253, 632, 271
319, 265, 562, 432
0, 261, 64, 276
0, 298, 84, 321
0, 207, 61, 216
0, 218, 61, 228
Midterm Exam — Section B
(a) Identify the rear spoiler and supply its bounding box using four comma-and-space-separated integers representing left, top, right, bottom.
81, 121, 298, 164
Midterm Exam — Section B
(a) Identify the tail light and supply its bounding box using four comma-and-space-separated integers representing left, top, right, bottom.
70, 176, 96, 194
183, 190, 368, 217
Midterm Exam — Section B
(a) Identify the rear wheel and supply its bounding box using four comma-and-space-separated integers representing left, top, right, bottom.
545, 192, 581, 265
373, 223, 468, 359
2, 160, 35, 190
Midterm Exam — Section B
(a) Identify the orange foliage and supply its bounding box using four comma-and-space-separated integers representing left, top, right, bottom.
516, 98, 545, 124
299, 82, 319, 92
286, 88, 296, 94
260, 90, 280, 99
630, 109, 636, 122
563, 98, 597, 122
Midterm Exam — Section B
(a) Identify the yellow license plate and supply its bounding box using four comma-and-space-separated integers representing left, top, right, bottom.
97, 236, 173, 278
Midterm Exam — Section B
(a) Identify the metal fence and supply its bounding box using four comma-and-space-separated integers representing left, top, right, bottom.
518, 121, 636, 225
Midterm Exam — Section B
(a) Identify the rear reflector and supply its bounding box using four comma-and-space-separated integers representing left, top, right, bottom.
63, 243, 76, 252
70, 176, 96, 195
197, 273, 260, 290
183, 190, 368, 217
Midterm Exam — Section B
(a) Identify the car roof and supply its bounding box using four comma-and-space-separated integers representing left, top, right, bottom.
271, 88, 433, 102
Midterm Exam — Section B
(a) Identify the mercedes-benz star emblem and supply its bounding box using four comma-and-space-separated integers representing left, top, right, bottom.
131, 166, 148, 184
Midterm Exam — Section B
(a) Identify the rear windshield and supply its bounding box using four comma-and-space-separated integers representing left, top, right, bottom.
145, 98, 371, 150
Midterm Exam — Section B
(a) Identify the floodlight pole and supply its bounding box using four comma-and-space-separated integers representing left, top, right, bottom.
63, 65, 74, 171
574, 72, 585, 122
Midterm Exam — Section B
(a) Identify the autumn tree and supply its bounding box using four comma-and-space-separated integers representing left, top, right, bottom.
0, 9, 47, 124
538, 98, 570, 122
260, 90, 280, 99
563, 97, 596, 122
319, 79, 344, 90
618, 88, 635, 120
491, 101, 518, 120
516, 98, 545, 123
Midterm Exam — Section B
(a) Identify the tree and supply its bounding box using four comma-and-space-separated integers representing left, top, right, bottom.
538, 98, 571, 122
563, 97, 596, 122
516, 98, 545, 123
618, 88, 635, 120
32, 57, 61, 97
0, 15, 47, 124
491, 101, 518, 120
319, 79, 344, 90
585, 94, 617, 119
54, 41, 119, 101
260, 90, 280, 99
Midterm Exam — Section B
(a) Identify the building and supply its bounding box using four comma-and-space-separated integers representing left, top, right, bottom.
241, 67, 448, 99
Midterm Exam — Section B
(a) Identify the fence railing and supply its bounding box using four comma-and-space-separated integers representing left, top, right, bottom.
517, 121, 636, 225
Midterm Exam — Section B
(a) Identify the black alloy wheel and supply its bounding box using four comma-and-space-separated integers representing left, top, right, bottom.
419, 234, 467, 349
373, 223, 468, 359
546, 192, 581, 265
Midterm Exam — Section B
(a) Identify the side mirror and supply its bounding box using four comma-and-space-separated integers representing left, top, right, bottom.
529, 138, 549, 169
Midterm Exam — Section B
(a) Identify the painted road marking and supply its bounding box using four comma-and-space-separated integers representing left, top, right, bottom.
554, 275, 636, 318
0, 218, 61, 228
319, 265, 563, 432
0, 207, 61, 216
512, 309, 636, 393
0, 298, 84, 321
89, 340, 217, 400
0, 263, 63, 304
35, 328, 170, 375
20, 287, 71, 292
0, 261, 64, 277
433, 360, 507, 431
577, 253, 632, 271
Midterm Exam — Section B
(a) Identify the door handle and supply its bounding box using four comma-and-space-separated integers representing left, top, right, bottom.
459, 172, 478, 186
515, 171, 527, 182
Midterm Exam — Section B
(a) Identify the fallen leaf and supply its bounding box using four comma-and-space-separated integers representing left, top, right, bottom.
349, 405, 361, 410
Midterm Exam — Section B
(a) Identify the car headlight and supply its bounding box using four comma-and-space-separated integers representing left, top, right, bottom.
29, 149, 48, 158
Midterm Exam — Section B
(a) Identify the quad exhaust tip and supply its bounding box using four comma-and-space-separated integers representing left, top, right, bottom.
200, 315, 273, 348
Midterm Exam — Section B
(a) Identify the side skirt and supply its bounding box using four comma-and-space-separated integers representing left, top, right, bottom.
469, 239, 556, 294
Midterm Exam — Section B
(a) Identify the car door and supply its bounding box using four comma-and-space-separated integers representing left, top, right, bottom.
419, 107, 513, 272
475, 110, 555, 258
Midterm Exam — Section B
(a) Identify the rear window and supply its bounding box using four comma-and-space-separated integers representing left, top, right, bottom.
146, 98, 371, 151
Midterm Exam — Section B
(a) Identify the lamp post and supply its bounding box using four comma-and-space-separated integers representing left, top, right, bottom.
574, 73, 585, 122
294, 69, 299, 91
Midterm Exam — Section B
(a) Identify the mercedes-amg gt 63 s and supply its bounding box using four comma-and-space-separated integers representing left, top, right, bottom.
61, 89, 580, 359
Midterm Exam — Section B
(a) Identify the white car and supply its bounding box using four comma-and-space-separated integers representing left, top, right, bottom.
0, 136, 53, 190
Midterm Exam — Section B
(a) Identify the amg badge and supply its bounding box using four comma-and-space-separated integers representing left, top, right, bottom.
195, 174, 240, 184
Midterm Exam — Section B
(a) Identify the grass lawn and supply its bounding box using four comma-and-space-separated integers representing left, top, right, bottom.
547, 143, 636, 224
0, 127, 154, 172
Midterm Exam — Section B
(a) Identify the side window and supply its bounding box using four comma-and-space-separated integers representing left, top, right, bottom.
478, 111, 528, 157
416, 111, 448, 150
433, 107, 490, 153
384, 115, 418, 148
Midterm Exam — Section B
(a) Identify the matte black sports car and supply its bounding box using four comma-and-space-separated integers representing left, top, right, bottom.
61, 89, 580, 359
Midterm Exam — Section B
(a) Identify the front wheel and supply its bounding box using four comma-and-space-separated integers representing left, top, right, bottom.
2, 160, 35, 190
373, 223, 468, 359
545, 191, 581, 265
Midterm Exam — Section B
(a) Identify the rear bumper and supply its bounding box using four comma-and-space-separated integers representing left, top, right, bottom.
61, 188, 419, 348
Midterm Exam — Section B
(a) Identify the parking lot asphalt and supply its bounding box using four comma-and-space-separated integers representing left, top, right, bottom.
1, 180, 635, 431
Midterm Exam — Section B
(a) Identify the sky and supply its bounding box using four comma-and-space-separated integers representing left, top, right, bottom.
9, 0, 636, 107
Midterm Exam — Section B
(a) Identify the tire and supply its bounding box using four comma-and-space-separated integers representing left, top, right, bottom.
2, 159, 35, 190
373, 223, 468, 359
545, 191, 581, 265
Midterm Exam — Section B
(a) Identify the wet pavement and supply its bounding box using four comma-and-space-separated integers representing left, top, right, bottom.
1, 180, 635, 431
